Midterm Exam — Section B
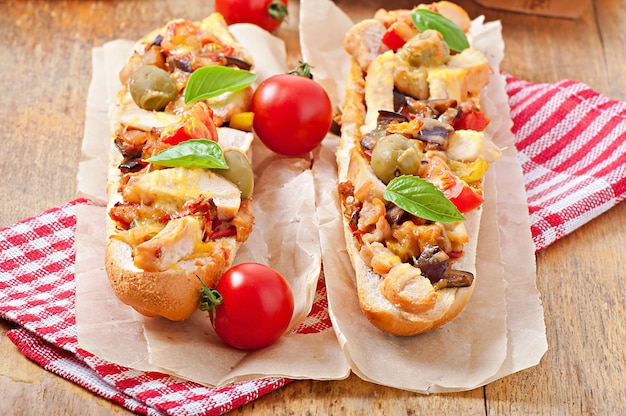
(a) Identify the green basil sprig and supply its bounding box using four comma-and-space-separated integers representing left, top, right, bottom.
185, 66, 257, 103
411, 8, 470, 52
144, 139, 228, 169
384, 175, 464, 223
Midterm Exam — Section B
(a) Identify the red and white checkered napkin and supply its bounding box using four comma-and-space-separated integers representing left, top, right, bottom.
2, 75, 626, 414
504, 74, 626, 251
0, 198, 331, 415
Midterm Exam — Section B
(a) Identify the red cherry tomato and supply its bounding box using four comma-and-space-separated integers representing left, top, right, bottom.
250, 71, 333, 156
199, 262, 295, 350
214, 0, 289, 33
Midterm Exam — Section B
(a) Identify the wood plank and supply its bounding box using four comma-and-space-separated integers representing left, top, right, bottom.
229, 376, 485, 415
486, 202, 626, 415
2, 1, 625, 414
594, 0, 626, 101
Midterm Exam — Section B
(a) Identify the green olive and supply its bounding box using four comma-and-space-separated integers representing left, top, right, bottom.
129, 65, 178, 111
217, 149, 254, 199
370, 134, 422, 184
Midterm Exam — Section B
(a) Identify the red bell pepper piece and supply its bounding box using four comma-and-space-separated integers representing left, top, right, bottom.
453, 110, 490, 132
162, 125, 192, 146
209, 226, 237, 241
381, 19, 418, 51
444, 182, 484, 213
382, 26, 408, 51
161, 102, 219, 146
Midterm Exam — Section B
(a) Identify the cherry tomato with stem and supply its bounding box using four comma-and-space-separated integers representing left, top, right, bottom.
250, 62, 333, 156
199, 262, 295, 350
214, 0, 289, 33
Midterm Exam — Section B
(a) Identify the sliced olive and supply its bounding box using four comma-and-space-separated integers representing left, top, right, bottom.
215, 149, 254, 199
370, 134, 422, 184
129, 65, 178, 111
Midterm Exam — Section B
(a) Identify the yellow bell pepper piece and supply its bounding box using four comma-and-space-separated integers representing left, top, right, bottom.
448, 158, 489, 183
229, 112, 254, 132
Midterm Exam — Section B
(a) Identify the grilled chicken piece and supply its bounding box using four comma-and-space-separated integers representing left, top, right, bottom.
422, 1, 472, 33
447, 48, 492, 97
133, 216, 204, 272
347, 147, 386, 203
427, 67, 469, 103
380, 263, 437, 314
343, 18, 390, 71
363, 50, 396, 133
394, 61, 430, 100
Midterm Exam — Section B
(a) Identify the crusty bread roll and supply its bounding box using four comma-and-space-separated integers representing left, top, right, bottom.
105, 232, 236, 320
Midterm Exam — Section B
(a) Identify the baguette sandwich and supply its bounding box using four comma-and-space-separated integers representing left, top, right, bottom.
105, 13, 256, 321
337, 2, 502, 335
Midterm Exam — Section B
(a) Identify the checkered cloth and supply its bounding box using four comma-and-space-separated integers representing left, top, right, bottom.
505, 74, 626, 250
0, 199, 331, 415
2, 75, 626, 414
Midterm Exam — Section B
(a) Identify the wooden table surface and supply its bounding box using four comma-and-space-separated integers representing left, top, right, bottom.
1, 0, 625, 414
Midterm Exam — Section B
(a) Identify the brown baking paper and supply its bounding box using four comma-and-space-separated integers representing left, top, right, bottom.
75, 26, 350, 385
300, 0, 547, 393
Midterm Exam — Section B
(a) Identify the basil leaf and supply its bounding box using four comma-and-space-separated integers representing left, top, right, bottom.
384, 175, 465, 223
411, 9, 470, 52
184, 66, 257, 103
144, 139, 227, 169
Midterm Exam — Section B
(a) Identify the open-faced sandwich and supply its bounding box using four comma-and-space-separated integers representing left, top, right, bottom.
105, 13, 257, 321
337, 2, 502, 336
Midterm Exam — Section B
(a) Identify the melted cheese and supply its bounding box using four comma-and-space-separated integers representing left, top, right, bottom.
123, 167, 241, 220
117, 108, 181, 131
426, 67, 469, 103
447, 130, 502, 163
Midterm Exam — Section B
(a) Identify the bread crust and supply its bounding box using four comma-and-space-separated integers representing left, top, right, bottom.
105, 229, 237, 321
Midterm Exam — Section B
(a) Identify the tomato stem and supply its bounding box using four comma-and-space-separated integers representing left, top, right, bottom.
268, 1, 288, 23
287, 61, 314, 79
197, 276, 223, 326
